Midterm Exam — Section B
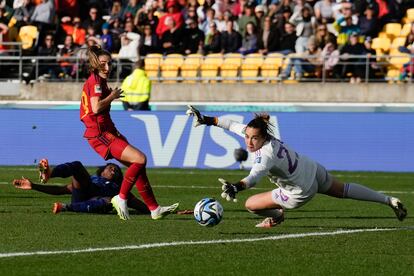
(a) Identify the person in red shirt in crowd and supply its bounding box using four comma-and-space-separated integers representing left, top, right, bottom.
60, 16, 86, 46
80, 45, 179, 220
156, 0, 184, 38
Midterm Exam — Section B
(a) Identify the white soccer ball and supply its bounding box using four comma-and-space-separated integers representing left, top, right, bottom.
194, 198, 223, 227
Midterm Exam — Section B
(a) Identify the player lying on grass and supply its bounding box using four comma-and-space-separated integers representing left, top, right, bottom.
12, 159, 150, 215
187, 106, 408, 228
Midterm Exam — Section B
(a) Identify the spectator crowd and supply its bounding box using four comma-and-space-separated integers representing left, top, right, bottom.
0, 0, 413, 81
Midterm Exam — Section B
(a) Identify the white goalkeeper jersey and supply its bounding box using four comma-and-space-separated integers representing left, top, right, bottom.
217, 118, 318, 194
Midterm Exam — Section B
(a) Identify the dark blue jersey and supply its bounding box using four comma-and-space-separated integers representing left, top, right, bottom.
90, 175, 120, 197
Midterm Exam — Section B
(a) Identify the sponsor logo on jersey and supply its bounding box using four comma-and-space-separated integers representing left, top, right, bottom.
94, 84, 102, 94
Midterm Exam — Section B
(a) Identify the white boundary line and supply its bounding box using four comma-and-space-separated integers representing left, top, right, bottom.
1, 181, 413, 194
0, 227, 409, 259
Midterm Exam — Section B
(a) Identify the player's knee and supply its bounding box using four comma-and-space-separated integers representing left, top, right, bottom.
71, 161, 83, 170
245, 197, 258, 212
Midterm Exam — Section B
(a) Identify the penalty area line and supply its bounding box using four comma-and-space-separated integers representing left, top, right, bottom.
0, 227, 409, 259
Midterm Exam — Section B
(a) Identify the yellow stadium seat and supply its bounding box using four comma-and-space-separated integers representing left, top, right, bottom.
407, 8, 414, 23
181, 53, 202, 83
160, 53, 184, 83
200, 53, 223, 82
377, 32, 389, 39
144, 53, 163, 81
401, 23, 412, 37
389, 37, 407, 54
261, 53, 285, 82
241, 53, 263, 83
221, 53, 243, 83
18, 25, 38, 50
386, 69, 401, 82
388, 53, 411, 70
384, 23, 402, 39
372, 37, 391, 56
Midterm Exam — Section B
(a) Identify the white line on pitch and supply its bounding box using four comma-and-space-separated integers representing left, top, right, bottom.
0, 227, 410, 259
1, 181, 414, 194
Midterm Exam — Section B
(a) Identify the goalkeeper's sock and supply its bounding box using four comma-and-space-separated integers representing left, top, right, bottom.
68, 198, 110, 213
248, 208, 283, 218
134, 166, 159, 211
119, 163, 142, 200
343, 183, 389, 204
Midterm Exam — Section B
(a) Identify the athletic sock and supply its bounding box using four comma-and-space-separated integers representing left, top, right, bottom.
119, 163, 143, 200
67, 198, 110, 213
134, 166, 159, 211
249, 208, 284, 218
343, 183, 389, 204
50, 163, 74, 178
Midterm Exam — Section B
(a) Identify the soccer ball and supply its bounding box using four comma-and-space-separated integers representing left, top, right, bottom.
194, 198, 223, 227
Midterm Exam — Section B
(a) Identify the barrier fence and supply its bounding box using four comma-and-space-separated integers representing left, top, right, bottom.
0, 52, 413, 84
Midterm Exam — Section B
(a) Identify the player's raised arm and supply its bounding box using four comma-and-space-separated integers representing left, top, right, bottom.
186, 105, 217, 127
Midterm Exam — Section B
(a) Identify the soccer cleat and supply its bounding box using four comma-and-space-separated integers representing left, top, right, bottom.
255, 214, 285, 228
151, 203, 180, 220
52, 202, 66, 214
389, 197, 407, 221
111, 195, 130, 220
38, 158, 51, 184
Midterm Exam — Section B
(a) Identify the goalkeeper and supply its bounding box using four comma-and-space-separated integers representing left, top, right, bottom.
12, 159, 149, 215
187, 105, 407, 228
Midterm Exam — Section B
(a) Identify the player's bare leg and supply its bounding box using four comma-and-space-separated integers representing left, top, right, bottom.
245, 191, 285, 228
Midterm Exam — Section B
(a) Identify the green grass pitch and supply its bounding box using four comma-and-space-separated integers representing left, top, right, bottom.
0, 166, 413, 275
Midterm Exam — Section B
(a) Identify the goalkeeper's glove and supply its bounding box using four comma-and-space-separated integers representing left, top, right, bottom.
186, 105, 216, 127
219, 178, 245, 202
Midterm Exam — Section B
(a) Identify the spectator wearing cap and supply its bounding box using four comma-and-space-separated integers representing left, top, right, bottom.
82, 6, 104, 35
258, 16, 280, 54
314, 0, 335, 24
254, 5, 266, 32
274, 6, 292, 35
238, 5, 258, 39
101, 22, 113, 52
183, 18, 205, 54
339, 31, 366, 83
363, 36, 381, 79
358, 4, 378, 39
221, 20, 242, 53
72, 17, 86, 47
156, 0, 184, 38
203, 22, 222, 54
140, 24, 160, 56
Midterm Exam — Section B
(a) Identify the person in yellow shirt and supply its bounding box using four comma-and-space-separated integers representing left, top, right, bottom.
121, 59, 151, 111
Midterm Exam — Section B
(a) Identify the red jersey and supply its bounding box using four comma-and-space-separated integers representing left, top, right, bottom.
80, 73, 117, 138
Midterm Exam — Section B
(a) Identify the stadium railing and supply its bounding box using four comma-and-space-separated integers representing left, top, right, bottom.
0, 52, 413, 84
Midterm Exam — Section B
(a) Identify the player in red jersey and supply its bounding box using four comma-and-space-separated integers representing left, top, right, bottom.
80, 45, 178, 220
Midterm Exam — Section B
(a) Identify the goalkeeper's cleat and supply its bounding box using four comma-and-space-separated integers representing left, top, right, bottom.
255, 214, 285, 228
389, 197, 407, 221
111, 195, 130, 220
151, 203, 179, 220
38, 158, 51, 184
52, 202, 67, 214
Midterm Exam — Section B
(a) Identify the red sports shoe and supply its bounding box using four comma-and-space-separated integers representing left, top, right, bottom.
52, 202, 65, 214
255, 214, 285, 228
38, 158, 50, 184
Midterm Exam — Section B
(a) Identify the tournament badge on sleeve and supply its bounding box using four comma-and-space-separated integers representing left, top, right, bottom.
94, 84, 102, 94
